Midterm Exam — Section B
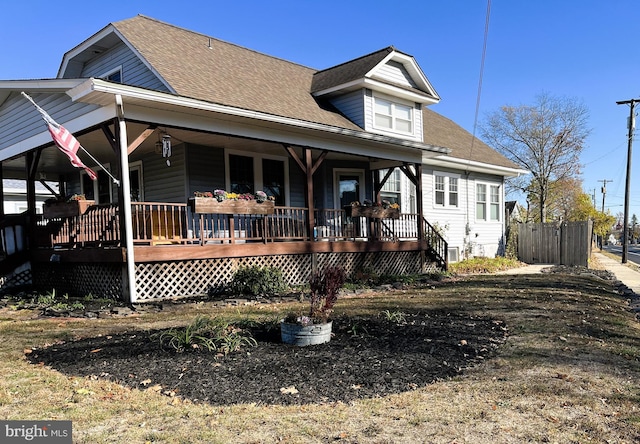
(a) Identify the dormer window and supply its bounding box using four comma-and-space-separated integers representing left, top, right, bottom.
374, 95, 413, 135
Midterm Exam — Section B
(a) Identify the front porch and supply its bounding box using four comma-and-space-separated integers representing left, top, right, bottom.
12, 202, 447, 301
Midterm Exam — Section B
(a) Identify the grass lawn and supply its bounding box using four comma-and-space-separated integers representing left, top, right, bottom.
1, 269, 640, 443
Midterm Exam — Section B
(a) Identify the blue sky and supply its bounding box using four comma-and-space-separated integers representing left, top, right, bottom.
2, 1, 639, 219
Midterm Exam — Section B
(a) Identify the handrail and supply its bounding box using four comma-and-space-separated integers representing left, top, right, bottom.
423, 217, 448, 270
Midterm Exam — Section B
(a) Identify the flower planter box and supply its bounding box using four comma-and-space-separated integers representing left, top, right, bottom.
281, 321, 332, 346
189, 197, 275, 215
344, 206, 399, 219
43, 200, 95, 218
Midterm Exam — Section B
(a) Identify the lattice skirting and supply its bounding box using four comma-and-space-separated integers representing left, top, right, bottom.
31, 262, 123, 300
19, 250, 439, 302
0, 263, 33, 294
134, 251, 430, 302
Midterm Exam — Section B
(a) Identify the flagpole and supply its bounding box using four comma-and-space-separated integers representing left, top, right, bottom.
21, 92, 120, 186
75, 143, 120, 186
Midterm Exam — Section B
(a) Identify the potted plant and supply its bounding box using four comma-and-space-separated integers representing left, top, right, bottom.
344, 200, 400, 219
281, 266, 346, 346
43, 194, 95, 218
189, 190, 275, 214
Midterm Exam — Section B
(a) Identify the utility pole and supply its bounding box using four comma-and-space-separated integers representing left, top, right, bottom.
616, 98, 639, 263
598, 179, 613, 213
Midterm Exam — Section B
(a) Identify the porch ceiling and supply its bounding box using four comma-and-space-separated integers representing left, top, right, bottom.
0, 121, 404, 181
2, 80, 443, 179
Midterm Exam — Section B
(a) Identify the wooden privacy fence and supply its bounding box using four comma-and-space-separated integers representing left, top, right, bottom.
517, 220, 593, 266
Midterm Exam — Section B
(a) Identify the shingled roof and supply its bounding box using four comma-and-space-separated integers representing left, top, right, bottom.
111, 15, 518, 170
310, 47, 394, 93
112, 15, 359, 129
422, 108, 520, 169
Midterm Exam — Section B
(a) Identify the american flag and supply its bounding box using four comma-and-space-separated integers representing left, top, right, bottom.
21, 92, 97, 180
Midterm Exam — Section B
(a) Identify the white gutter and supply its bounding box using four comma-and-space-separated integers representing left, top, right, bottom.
312, 77, 438, 105
67, 79, 450, 155
426, 155, 529, 178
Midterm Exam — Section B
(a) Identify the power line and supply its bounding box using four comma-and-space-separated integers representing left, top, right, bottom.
468, 0, 491, 166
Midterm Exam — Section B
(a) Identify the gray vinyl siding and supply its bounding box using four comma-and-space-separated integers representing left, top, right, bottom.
186, 144, 226, 195
329, 90, 365, 128
78, 42, 169, 92
288, 162, 306, 207
142, 143, 187, 202
372, 61, 418, 88
0, 91, 99, 152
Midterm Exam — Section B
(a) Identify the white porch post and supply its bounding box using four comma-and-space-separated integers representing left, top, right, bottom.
115, 95, 137, 303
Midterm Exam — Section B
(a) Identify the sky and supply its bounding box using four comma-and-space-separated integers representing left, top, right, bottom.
2, 0, 639, 219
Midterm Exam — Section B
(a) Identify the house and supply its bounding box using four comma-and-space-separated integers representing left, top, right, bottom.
0, 15, 526, 302
2, 179, 56, 214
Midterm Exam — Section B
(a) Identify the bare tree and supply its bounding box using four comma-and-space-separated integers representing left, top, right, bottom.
481, 92, 590, 222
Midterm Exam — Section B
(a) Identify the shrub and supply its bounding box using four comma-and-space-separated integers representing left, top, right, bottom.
309, 266, 346, 322
158, 315, 257, 354
227, 266, 287, 297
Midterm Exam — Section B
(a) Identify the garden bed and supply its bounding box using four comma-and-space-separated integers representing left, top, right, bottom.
27, 311, 507, 405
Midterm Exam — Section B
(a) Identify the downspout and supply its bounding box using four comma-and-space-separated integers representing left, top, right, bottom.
464, 170, 471, 259
115, 95, 137, 303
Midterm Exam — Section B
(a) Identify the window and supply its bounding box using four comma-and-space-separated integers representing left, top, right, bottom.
129, 162, 143, 202
374, 96, 413, 134
476, 184, 486, 220
229, 154, 254, 195
433, 172, 459, 208
262, 158, 285, 206
490, 185, 500, 221
226, 152, 288, 205
380, 168, 401, 204
101, 67, 122, 83
476, 183, 501, 221
82, 167, 113, 204
448, 247, 459, 263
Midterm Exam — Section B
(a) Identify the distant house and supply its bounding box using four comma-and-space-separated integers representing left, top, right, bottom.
0, 15, 526, 302
2, 179, 56, 214
505, 200, 525, 224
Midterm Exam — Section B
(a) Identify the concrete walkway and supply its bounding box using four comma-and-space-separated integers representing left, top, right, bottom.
497, 251, 640, 298
591, 251, 640, 296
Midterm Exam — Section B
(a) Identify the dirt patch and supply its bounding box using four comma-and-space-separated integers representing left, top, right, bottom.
27, 311, 507, 405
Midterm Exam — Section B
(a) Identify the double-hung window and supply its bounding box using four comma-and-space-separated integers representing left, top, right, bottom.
434, 172, 459, 208
380, 168, 401, 204
374, 96, 413, 135
476, 183, 501, 221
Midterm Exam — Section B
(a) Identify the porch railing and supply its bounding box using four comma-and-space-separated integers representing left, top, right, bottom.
33, 202, 446, 262
37, 204, 120, 247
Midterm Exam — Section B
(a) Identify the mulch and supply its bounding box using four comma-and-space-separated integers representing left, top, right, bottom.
26, 311, 508, 406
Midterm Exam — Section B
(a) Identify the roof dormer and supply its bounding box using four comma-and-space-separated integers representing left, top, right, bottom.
311, 47, 440, 105
312, 47, 439, 142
